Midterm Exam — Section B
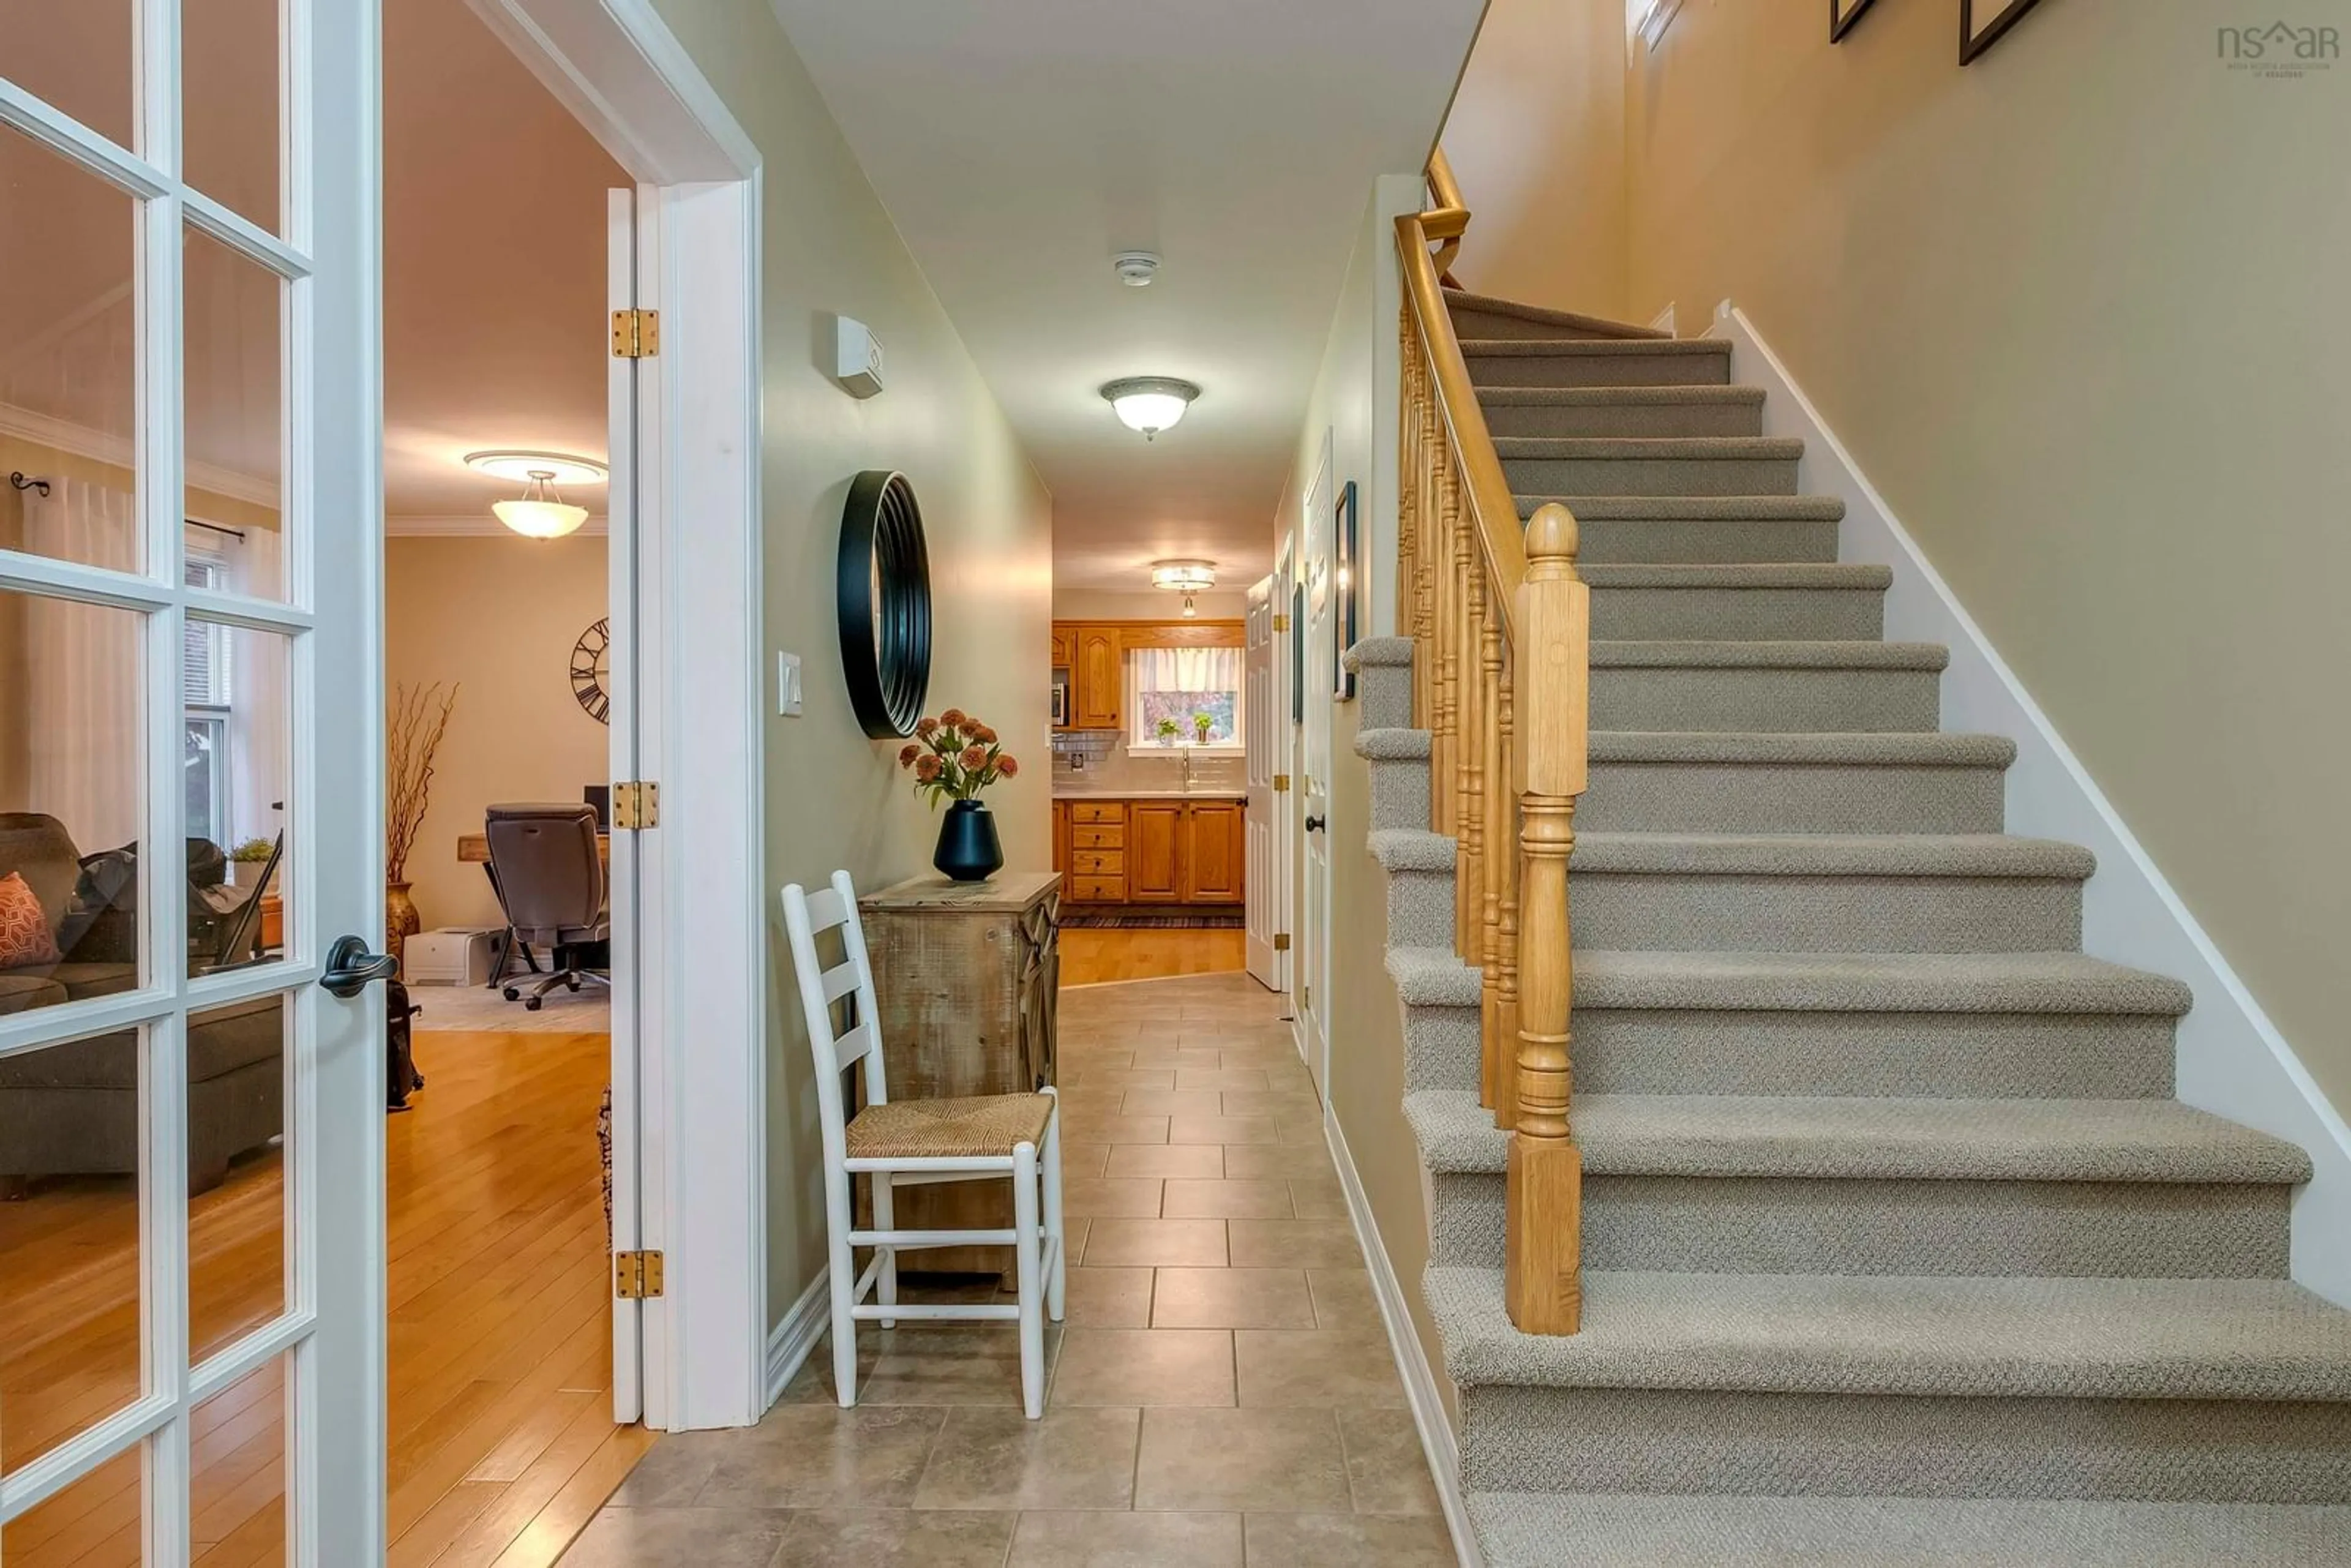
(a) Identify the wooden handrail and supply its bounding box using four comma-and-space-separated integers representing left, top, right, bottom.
1394, 152, 1586, 1337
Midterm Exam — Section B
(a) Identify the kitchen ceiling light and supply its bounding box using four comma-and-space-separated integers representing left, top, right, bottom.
491, 469, 590, 539
463, 449, 608, 486
1112, 251, 1161, 287
1150, 559, 1217, 593
1101, 377, 1199, 440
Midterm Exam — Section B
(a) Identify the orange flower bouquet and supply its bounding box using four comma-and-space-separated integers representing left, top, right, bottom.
897, 709, 1018, 880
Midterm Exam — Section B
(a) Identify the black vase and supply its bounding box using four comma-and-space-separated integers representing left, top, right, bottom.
933, 798, 1003, 882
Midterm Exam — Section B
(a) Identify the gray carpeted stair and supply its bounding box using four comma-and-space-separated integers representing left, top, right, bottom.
1344, 288, 2351, 1562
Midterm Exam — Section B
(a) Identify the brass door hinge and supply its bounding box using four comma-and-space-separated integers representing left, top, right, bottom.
611, 308, 660, 358
614, 1250, 664, 1299
1273, 932, 1291, 952
1273, 774, 1291, 793
612, 780, 659, 829
1273, 613, 1290, 632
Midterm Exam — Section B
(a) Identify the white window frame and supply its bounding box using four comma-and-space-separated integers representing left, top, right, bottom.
182, 551, 234, 849
1123, 646, 1248, 758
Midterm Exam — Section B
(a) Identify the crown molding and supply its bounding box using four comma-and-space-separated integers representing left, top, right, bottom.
0, 399, 281, 510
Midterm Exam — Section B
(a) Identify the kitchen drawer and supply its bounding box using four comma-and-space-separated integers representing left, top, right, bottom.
1072, 850, 1124, 876
1070, 802, 1124, 824
1071, 825, 1125, 850
1068, 875, 1127, 902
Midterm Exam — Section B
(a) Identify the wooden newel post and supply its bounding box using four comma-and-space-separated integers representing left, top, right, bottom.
1506, 503, 1586, 1335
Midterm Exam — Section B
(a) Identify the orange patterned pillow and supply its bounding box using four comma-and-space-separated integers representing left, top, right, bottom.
0, 872, 62, 969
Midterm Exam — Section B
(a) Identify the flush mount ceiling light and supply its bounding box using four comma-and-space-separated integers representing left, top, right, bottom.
1112, 251, 1161, 287
463, 449, 608, 486
1101, 377, 1199, 440
1150, 558, 1217, 595
490, 469, 590, 539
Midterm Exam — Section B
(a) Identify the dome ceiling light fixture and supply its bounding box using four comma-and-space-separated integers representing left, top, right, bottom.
466, 450, 604, 539
1101, 377, 1199, 440
1150, 558, 1215, 613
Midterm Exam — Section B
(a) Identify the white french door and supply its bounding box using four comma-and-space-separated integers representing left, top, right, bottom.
0, 1, 384, 1562
1243, 576, 1279, 992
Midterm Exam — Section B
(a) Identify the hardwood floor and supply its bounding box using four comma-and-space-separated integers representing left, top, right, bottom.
0, 1026, 637, 1567
1059, 926, 1251, 986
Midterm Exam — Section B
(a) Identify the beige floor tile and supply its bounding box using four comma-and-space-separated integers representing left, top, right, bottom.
1051, 1327, 1235, 1406
910, 1405, 1141, 1510
1058, 1066, 1173, 1090
1167, 1112, 1280, 1145
1006, 1509, 1243, 1567
1338, 1408, 1441, 1515
1221, 1089, 1325, 1120
1219, 1143, 1335, 1180
1275, 1112, 1330, 1146
1259, 1066, 1321, 1095
1049, 1087, 1127, 1120
1172, 1068, 1270, 1092
1237, 1329, 1409, 1408
1288, 1176, 1348, 1219
1240, 1512, 1456, 1566
1060, 1112, 1169, 1146
1118, 1088, 1226, 1117
1212, 1046, 1311, 1070
1160, 1178, 1294, 1219
1307, 1269, 1382, 1333
1060, 1141, 1111, 1179
688, 1405, 947, 1507
1131, 1408, 1350, 1511
1103, 1143, 1224, 1180
771, 1508, 1019, 1567
1079, 1217, 1229, 1267
1062, 1176, 1163, 1218
1060, 1267, 1154, 1327
560, 1506, 795, 1567
1125, 1047, 1226, 1071
1229, 1219, 1364, 1269
1149, 1267, 1316, 1330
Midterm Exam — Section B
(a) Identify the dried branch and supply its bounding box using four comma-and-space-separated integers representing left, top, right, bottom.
386, 681, 458, 882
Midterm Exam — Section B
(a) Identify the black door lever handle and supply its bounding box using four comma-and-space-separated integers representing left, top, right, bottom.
320, 934, 399, 999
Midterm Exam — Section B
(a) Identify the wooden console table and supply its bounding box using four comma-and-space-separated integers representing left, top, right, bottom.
857, 872, 1060, 1274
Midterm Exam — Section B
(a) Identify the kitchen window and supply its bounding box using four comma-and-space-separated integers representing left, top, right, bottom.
1127, 645, 1244, 754
182, 551, 233, 849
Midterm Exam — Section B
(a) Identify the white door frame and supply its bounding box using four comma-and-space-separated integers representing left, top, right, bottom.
1299, 433, 1337, 1096
467, 0, 768, 1433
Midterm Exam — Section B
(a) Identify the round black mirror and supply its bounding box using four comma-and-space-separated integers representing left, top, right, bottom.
836, 470, 932, 738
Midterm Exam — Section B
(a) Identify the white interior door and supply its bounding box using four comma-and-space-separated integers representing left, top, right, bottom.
1243, 577, 1278, 991
0, 1, 384, 1559
1299, 437, 1335, 1095
605, 186, 659, 1428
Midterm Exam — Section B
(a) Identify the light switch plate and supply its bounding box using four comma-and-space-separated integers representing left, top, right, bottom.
777, 651, 804, 716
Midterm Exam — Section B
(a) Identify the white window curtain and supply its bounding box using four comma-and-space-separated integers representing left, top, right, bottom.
23, 478, 143, 852
1133, 646, 1241, 694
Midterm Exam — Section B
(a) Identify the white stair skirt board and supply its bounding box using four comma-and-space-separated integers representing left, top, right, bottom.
1709, 301, 2351, 1309
1325, 1106, 1485, 1568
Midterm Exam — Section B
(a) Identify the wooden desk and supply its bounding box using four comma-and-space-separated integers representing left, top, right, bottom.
457, 831, 610, 865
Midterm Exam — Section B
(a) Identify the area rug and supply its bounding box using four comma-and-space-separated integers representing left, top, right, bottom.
1060, 910, 1245, 930
408, 979, 610, 1033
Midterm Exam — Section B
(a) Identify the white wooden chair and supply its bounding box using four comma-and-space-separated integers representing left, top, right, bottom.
779, 869, 1065, 1419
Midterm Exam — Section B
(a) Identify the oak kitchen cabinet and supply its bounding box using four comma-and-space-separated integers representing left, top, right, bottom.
1070, 624, 1123, 730
1051, 798, 1243, 906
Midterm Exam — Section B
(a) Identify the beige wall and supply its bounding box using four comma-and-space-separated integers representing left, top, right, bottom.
650, 0, 1056, 1337
1280, 175, 1453, 1409
1444, 0, 2351, 1112
1051, 588, 1250, 621
383, 535, 610, 931
1443, 0, 1627, 318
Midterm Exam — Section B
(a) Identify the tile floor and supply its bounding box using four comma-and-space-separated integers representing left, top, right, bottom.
560, 972, 1455, 1567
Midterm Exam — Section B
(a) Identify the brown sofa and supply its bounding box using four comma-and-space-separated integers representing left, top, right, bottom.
0, 812, 284, 1195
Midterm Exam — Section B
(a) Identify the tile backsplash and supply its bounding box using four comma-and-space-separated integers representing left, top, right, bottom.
1051, 730, 1246, 793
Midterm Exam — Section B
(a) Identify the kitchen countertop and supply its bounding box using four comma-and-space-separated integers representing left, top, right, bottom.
1052, 789, 1247, 801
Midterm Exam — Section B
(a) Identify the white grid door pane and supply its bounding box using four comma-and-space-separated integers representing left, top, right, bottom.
0, 0, 384, 1561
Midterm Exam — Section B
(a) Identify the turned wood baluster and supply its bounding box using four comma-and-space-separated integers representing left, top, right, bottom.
1396, 316, 1419, 645
1430, 457, 1460, 841
1477, 583, 1507, 1114
1457, 553, 1487, 967
1493, 651, 1522, 1131
1507, 503, 1586, 1336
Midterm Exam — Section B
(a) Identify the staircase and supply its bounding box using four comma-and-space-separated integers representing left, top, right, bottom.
1354, 287, 2351, 1564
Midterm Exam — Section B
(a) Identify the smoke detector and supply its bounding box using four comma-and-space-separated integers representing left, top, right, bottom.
1112, 251, 1162, 287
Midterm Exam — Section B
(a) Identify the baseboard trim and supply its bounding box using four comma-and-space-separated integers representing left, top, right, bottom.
1711, 299, 2351, 1308
764, 1267, 831, 1406
1324, 1106, 1482, 1568
1648, 301, 1677, 338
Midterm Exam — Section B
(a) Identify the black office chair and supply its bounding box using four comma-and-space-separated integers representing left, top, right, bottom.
484, 803, 609, 1011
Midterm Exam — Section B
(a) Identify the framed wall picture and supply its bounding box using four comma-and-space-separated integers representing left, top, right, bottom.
1830, 0, 1877, 43
1961, 0, 2043, 63
1332, 479, 1359, 701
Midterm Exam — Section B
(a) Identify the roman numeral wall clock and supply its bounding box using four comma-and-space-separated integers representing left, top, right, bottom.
571, 617, 612, 725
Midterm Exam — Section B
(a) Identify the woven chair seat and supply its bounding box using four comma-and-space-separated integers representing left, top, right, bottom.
845, 1092, 1056, 1161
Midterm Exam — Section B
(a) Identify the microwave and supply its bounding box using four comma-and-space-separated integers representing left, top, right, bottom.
1050, 679, 1070, 727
